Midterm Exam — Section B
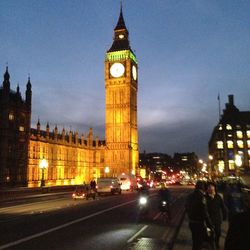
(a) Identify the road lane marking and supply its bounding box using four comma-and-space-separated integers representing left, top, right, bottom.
127, 225, 148, 243
0, 199, 136, 250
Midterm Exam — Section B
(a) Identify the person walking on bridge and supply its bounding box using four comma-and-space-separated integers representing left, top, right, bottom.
186, 180, 215, 250
206, 182, 227, 249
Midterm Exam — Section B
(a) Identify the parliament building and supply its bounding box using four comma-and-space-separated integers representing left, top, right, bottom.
0, 8, 139, 187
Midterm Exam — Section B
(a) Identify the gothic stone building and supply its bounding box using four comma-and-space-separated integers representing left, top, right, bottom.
0, 7, 139, 187
0, 67, 31, 186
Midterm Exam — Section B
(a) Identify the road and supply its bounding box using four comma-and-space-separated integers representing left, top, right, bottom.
0, 186, 193, 250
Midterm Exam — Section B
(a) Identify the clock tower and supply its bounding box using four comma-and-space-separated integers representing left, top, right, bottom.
105, 6, 138, 177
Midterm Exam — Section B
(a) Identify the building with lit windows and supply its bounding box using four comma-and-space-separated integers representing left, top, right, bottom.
0, 7, 139, 187
139, 152, 173, 179
208, 95, 250, 178
173, 152, 199, 175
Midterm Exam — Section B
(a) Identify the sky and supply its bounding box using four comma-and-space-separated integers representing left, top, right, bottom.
1, 0, 250, 160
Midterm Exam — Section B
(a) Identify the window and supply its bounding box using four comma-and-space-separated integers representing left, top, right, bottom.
217, 141, 223, 149
236, 131, 243, 139
227, 134, 232, 138
247, 131, 250, 138
237, 140, 244, 148
227, 140, 233, 149
217, 150, 224, 159
248, 150, 250, 157
228, 160, 235, 170
218, 125, 223, 131
228, 150, 234, 159
19, 126, 24, 132
247, 140, 250, 148
226, 124, 232, 130
9, 113, 14, 120
218, 161, 225, 173
237, 151, 243, 156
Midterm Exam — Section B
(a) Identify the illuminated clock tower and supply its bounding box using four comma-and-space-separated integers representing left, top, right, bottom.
105, 7, 138, 176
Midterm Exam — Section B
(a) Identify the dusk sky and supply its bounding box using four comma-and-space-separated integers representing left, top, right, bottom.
1, 0, 250, 160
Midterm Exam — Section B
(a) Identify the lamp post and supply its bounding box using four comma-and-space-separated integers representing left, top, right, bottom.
208, 155, 213, 179
39, 158, 48, 187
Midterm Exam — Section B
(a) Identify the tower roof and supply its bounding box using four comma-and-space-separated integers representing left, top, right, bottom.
108, 6, 131, 52
4, 66, 10, 81
114, 5, 126, 31
2, 66, 10, 90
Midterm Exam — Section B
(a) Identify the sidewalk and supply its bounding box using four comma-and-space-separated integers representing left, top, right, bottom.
173, 213, 228, 250
0, 186, 74, 201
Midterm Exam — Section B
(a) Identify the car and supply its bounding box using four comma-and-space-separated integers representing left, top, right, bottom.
72, 185, 96, 200
117, 173, 137, 191
96, 177, 122, 195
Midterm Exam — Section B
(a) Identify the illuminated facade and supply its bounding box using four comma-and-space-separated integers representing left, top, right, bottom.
104, 7, 139, 176
27, 124, 105, 187
0, 7, 138, 187
209, 95, 250, 177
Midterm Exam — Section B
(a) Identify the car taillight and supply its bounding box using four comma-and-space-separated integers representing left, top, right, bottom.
110, 185, 113, 188
96, 185, 98, 189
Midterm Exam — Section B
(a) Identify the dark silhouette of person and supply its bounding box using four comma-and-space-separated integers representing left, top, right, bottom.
226, 182, 244, 223
206, 182, 227, 249
186, 180, 215, 250
224, 194, 250, 250
138, 181, 149, 196
158, 183, 171, 218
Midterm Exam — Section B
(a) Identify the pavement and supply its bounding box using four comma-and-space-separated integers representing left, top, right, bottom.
129, 211, 228, 250
173, 213, 228, 250
0, 189, 228, 250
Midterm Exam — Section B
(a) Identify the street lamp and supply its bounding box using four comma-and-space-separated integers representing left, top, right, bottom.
208, 155, 213, 179
39, 158, 48, 187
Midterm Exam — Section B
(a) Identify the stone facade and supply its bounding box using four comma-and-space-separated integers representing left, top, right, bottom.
0, 67, 31, 186
0, 8, 139, 187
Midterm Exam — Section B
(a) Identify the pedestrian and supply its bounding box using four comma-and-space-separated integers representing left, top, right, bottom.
224, 193, 250, 250
186, 180, 215, 250
206, 182, 227, 249
226, 182, 243, 223
92, 179, 96, 191
90, 179, 96, 191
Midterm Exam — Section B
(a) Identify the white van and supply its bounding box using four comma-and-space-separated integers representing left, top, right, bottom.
117, 173, 137, 191
96, 177, 122, 195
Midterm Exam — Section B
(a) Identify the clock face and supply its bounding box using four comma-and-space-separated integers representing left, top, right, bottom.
110, 63, 125, 78
132, 65, 137, 80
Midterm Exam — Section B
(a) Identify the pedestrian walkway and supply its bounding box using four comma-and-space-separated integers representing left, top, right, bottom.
173, 213, 228, 250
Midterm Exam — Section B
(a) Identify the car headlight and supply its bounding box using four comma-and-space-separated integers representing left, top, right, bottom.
139, 197, 147, 205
